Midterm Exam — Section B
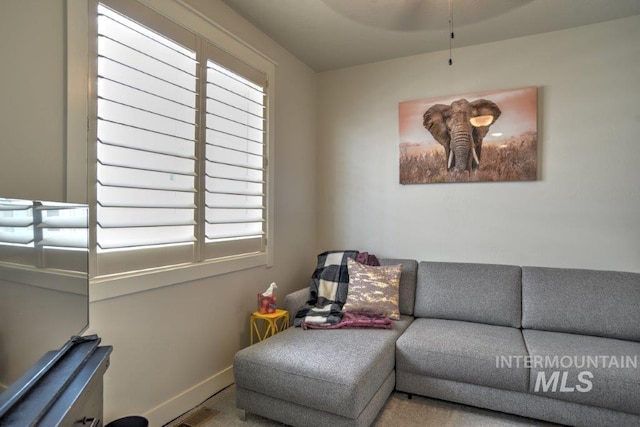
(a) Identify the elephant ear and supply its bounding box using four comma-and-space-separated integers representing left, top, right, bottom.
423, 104, 451, 148
470, 99, 501, 146
469, 99, 501, 126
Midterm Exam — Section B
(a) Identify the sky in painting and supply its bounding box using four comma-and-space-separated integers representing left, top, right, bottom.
399, 86, 537, 146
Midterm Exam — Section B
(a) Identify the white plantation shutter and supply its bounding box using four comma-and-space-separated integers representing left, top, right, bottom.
0, 199, 88, 273
95, 2, 198, 274
202, 43, 267, 259
90, 1, 272, 277
0, 201, 33, 247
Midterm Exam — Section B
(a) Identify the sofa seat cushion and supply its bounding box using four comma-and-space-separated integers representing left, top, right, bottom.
523, 329, 640, 415
396, 318, 529, 393
234, 316, 412, 419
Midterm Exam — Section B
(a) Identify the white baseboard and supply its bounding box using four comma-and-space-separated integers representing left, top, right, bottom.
142, 366, 234, 426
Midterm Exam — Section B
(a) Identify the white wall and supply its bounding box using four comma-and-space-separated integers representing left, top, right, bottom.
1, 1, 317, 425
317, 16, 640, 273
0, 0, 66, 201
0, 276, 86, 391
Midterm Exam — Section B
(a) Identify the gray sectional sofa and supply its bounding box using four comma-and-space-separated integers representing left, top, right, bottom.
233, 259, 640, 426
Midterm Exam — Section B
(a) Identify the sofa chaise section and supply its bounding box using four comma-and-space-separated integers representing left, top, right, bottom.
234, 322, 410, 426
233, 259, 418, 427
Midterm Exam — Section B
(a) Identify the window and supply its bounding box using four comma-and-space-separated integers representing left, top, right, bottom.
201, 42, 267, 260
0, 198, 88, 274
90, 0, 272, 278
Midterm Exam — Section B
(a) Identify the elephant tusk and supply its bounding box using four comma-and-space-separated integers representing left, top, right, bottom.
472, 147, 480, 167
448, 150, 454, 169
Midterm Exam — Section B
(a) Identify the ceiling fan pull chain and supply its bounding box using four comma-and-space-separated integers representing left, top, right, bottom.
449, 0, 454, 65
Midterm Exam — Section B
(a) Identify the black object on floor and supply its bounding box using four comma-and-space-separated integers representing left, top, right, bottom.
105, 415, 149, 427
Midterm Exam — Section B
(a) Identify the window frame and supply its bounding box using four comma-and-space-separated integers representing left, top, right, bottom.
67, 0, 275, 300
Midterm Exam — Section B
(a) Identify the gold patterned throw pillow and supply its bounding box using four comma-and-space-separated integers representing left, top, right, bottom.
343, 258, 402, 320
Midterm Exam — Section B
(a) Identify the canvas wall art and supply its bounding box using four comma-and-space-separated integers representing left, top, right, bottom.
399, 86, 537, 184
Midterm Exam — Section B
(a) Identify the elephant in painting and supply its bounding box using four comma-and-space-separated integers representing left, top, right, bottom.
423, 98, 501, 173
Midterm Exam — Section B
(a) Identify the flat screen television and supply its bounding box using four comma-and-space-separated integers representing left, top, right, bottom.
0, 197, 89, 395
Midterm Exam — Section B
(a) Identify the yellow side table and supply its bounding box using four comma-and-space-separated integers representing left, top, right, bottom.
250, 309, 289, 345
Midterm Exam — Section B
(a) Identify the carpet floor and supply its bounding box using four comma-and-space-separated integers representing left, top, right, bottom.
164, 384, 558, 427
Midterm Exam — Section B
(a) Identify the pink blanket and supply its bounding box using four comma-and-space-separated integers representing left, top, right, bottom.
301, 312, 393, 330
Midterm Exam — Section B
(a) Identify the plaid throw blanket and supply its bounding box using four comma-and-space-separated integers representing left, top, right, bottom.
293, 250, 358, 327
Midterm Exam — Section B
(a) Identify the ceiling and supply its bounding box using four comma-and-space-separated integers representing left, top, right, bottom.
220, 0, 640, 71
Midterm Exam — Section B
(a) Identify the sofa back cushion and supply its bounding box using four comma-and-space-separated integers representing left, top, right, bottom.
379, 258, 417, 316
522, 267, 640, 342
415, 262, 522, 328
